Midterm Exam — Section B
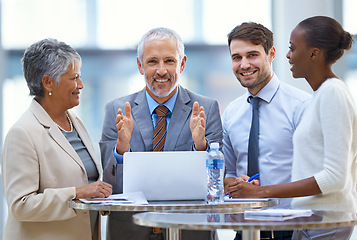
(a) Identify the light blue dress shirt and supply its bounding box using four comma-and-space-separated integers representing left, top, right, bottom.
222, 74, 311, 207
146, 90, 178, 128
113, 89, 179, 164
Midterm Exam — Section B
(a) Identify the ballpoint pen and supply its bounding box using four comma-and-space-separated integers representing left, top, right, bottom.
247, 173, 260, 182
225, 173, 261, 197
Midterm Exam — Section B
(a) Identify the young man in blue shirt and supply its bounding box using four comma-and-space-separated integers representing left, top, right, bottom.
223, 22, 311, 240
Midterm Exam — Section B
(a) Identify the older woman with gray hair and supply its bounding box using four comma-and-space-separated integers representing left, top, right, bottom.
1, 38, 112, 240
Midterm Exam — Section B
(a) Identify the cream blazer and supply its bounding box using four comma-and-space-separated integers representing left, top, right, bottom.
1, 99, 102, 240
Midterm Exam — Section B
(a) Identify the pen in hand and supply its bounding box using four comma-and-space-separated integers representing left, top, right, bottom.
225, 173, 260, 198
247, 173, 260, 183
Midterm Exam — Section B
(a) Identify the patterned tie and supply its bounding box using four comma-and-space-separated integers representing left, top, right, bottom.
153, 105, 170, 152
151, 106, 169, 239
247, 97, 261, 177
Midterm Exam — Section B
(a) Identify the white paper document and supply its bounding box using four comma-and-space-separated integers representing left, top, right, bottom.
244, 208, 313, 221
224, 196, 272, 202
79, 191, 149, 205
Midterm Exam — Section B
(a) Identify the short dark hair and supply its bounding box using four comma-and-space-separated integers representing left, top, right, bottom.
297, 16, 354, 64
227, 22, 273, 54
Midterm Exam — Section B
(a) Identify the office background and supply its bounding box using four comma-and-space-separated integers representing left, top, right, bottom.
0, 0, 356, 238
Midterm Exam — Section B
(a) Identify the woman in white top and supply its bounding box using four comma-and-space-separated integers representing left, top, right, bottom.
226, 16, 356, 239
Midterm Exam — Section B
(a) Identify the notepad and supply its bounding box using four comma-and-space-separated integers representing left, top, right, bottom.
79, 191, 148, 205
80, 197, 134, 204
244, 208, 313, 221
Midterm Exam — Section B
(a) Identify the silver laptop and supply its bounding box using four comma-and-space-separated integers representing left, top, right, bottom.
123, 151, 207, 201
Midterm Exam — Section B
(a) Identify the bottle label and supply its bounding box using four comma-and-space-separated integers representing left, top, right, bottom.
206, 159, 224, 169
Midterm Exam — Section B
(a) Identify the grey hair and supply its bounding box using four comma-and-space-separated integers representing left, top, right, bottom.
137, 27, 185, 64
22, 38, 81, 96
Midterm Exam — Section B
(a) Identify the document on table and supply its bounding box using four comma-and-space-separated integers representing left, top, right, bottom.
79, 191, 149, 205
244, 208, 313, 221
224, 196, 272, 202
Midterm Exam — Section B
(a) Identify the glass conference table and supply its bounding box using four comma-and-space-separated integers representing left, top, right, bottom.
69, 198, 278, 238
133, 210, 357, 240
68, 198, 278, 213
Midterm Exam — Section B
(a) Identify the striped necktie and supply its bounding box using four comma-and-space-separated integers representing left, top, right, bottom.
150, 105, 170, 238
153, 105, 169, 152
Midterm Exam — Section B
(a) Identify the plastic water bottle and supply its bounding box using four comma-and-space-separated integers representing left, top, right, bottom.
206, 142, 224, 204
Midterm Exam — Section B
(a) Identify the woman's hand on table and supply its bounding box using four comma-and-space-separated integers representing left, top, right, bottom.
225, 174, 261, 198
75, 180, 112, 199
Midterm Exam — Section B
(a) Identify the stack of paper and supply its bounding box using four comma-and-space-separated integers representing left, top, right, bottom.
79, 196, 134, 205
224, 196, 272, 202
244, 208, 313, 221
79, 191, 149, 205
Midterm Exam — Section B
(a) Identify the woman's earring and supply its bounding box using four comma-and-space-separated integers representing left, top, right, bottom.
49, 90, 52, 96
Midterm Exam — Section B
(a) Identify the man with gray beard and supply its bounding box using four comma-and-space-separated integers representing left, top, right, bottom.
100, 27, 222, 240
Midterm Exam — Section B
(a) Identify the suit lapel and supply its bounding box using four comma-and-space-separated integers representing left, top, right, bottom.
132, 89, 154, 151
70, 112, 102, 176
48, 126, 85, 169
165, 86, 192, 150
30, 100, 86, 171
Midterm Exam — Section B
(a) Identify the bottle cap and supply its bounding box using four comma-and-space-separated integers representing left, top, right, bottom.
210, 142, 219, 149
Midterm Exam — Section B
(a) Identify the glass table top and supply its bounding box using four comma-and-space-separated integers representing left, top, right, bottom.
133, 210, 357, 231
69, 198, 279, 212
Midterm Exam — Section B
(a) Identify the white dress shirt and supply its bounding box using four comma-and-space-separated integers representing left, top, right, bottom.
222, 74, 311, 207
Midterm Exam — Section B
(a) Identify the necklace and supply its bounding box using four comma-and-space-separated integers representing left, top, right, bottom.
55, 112, 73, 132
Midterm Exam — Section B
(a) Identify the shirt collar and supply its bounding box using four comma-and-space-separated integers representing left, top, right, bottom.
146, 88, 179, 115
246, 73, 279, 104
